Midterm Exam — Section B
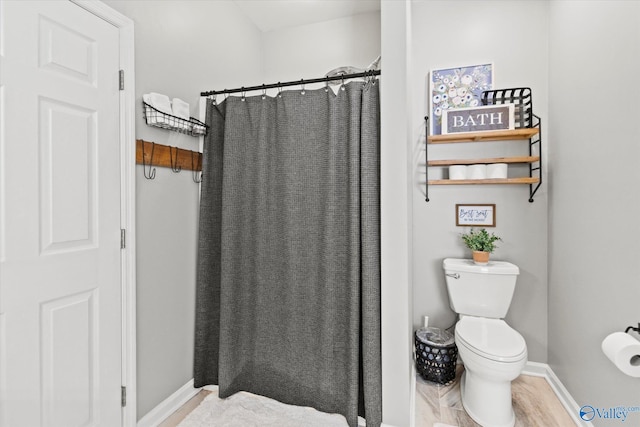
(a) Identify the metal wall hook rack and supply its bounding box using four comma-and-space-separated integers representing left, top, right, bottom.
136, 139, 202, 181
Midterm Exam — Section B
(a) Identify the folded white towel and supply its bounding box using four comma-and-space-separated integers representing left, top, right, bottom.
172, 97, 190, 120
142, 94, 164, 125
144, 92, 173, 115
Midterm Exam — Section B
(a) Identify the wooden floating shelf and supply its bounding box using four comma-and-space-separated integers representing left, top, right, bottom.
136, 139, 202, 172
428, 156, 539, 167
428, 177, 540, 185
428, 128, 539, 144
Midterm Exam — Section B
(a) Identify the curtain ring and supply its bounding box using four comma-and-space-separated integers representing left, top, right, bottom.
241, 87, 246, 101
300, 79, 305, 95
369, 70, 377, 85
324, 79, 329, 92
262, 84, 267, 100
212, 94, 217, 105
277, 83, 282, 98
340, 74, 346, 91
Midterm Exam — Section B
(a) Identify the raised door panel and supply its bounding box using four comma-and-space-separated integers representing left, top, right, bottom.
38, 15, 97, 86
39, 98, 97, 254
40, 290, 98, 427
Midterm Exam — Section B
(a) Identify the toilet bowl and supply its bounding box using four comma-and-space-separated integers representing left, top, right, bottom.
443, 258, 528, 427
455, 316, 527, 427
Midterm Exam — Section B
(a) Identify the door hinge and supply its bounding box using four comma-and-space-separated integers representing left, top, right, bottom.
120, 229, 126, 249
119, 70, 124, 90
121, 386, 127, 407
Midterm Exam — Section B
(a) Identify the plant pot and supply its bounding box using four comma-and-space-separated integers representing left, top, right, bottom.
472, 251, 490, 265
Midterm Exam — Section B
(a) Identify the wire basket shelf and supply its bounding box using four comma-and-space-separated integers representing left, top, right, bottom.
143, 102, 208, 137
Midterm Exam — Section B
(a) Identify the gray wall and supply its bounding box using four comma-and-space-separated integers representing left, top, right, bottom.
261, 12, 381, 83
102, 0, 264, 419
410, 1, 550, 363
548, 1, 640, 424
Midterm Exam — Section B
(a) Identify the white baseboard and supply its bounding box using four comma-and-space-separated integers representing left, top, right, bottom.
521, 360, 549, 377
410, 363, 417, 427
522, 362, 592, 427
137, 379, 201, 427
361, 420, 397, 427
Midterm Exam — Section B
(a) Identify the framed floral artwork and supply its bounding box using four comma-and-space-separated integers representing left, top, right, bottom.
429, 63, 493, 135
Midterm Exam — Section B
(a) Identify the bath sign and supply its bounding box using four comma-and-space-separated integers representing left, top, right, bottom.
456, 204, 496, 227
442, 104, 514, 135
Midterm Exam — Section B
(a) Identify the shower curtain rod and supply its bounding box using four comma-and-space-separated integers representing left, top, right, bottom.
200, 69, 381, 97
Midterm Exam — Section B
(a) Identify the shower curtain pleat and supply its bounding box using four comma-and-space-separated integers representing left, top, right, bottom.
194, 81, 381, 427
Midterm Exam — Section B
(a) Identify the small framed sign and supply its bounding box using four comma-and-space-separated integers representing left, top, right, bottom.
456, 204, 496, 227
442, 104, 514, 135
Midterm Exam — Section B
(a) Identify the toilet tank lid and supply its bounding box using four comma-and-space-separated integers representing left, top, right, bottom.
443, 258, 519, 275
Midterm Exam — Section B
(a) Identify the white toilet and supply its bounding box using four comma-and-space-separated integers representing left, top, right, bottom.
443, 258, 527, 427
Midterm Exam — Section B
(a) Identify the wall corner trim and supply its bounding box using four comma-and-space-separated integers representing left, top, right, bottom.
522, 362, 593, 427
137, 379, 200, 427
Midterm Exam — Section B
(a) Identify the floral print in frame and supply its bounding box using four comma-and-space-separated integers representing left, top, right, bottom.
429, 63, 493, 135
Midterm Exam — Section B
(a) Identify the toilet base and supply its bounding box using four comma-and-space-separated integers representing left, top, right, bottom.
460, 369, 516, 427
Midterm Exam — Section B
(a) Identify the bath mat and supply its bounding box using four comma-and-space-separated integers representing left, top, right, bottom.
177, 389, 348, 427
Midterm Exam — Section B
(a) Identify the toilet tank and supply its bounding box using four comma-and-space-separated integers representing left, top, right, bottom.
443, 258, 520, 319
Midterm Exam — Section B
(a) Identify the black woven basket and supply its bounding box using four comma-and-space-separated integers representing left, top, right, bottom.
414, 330, 458, 385
481, 87, 533, 129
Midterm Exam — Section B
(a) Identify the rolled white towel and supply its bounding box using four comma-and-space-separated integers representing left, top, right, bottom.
144, 92, 173, 115
143, 94, 160, 125
172, 98, 190, 120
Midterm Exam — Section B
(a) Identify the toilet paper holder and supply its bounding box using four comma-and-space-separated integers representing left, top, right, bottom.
625, 323, 640, 334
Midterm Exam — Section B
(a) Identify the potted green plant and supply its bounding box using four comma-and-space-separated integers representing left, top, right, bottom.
461, 228, 502, 265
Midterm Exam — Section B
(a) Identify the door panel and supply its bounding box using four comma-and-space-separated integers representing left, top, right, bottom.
39, 97, 97, 254
40, 289, 98, 426
38, 14, 98, 86
0, 1, 122, 426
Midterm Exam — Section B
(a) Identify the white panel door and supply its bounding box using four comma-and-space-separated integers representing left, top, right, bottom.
0, 1, 122, 426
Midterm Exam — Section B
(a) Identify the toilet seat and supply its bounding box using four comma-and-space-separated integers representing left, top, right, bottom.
456, 317, 526, 363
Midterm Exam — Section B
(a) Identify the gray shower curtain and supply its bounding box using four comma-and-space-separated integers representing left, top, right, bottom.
194, 80, 381, 427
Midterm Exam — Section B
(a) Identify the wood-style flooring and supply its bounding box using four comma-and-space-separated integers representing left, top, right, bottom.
158, 390, 212, 427
159, 365, 578, 427
415, 365, 578, 427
